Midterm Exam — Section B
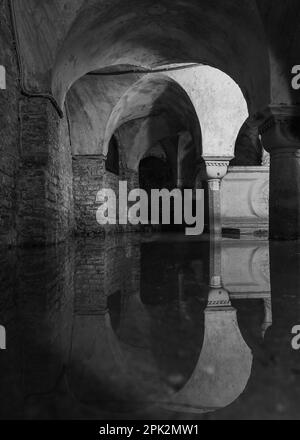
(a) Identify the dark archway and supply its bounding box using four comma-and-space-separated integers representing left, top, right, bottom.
231, 120, 264, 167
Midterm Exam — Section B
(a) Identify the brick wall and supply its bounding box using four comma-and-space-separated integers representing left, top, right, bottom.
72, 155, 140, 236
0, 0, 20, 246
0, 1, 74, 247
17, 98, 74, 246
0, 0, 151, 246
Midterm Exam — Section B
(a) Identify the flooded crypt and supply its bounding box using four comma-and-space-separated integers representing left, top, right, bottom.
0, 0, 300, 421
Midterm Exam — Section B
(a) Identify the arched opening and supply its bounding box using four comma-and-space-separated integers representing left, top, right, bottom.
94, 74, 203, 234
51, 1, 270, 117
67, 63, 252, 237
139, 156, 174, 193
105, 135, 120, 176
231, 120, 264, 167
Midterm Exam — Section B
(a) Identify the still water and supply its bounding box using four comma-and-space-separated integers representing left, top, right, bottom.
0, 234, 299, 420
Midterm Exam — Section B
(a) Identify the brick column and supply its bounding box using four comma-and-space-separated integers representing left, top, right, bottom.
17, 98, 74, 246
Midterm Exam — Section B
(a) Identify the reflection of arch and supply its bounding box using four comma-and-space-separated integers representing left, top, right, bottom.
161, 289, 253, 414
105, 135, 119, 175
68, 284, 252, 416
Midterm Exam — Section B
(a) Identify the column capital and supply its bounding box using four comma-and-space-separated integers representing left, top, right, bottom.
200, 156, 233, 181
259, 105, 300, 153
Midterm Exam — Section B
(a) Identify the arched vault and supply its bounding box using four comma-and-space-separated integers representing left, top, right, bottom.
49, 0, 269, 115
68, 66, 248, 164
103, 74, 201, 163
18, 0, 300, 115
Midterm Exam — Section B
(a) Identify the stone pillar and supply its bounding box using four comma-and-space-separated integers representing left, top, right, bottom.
17, 98, 74, 246
201, 157, 232, 236
260, 106, 300, 240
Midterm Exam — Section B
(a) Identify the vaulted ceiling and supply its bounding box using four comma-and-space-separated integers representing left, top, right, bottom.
13, 0, 300, 108
11, 0, 300, 162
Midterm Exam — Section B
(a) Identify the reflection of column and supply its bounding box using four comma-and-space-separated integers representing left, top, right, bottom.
262, 298, 273, 338
161, 235, 253, 414
177, 268, 189, 317
207, 286, 232, 310
118, 293, 151, 349
161, 286, 252, 414
260, 105, 300, 240
178, 268, 185, 301
209, 239, 222, 288
201, 157, 232, 236
17, 244, 74, 400
69, 312, 125, 403
0, 326, 6, 350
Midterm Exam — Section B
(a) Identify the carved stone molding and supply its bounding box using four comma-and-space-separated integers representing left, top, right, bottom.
259, 105, 300, 152
200, 156, 233, 181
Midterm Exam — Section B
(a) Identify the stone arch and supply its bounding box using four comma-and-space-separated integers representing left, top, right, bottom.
50, 0, 270, 116
103, 74, 202, 171
167, 65, 249, 159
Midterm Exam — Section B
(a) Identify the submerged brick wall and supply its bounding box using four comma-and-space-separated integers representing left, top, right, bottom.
74, 235, 141, 314
0, 243, 75, 417
73, 155, 139, 236
0, 0, 20, 246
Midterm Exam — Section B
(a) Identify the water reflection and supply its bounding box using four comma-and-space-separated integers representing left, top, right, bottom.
162, 286, 253, 414
0, 235, 299, 420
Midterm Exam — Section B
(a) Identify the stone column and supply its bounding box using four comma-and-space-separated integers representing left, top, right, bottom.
260, 106, 300, 240
200, 157, 232, 236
